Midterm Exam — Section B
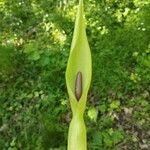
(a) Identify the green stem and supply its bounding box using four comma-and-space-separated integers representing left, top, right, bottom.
68, 110, 87, 150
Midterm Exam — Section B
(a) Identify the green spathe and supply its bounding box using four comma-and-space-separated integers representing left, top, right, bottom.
66, 0, 92, 150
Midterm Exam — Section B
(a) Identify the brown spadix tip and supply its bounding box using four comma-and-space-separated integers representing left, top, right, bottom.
75, 71, 82, 101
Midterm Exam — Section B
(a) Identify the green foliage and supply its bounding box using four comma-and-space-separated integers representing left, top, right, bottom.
90, 128, 124, 149
0, 45, 16, 75
0, 0, 150, 149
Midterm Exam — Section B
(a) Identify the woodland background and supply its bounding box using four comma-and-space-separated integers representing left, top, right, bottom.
0, 0, 150, 149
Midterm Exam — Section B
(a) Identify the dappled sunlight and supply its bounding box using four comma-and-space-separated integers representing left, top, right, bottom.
42, 21, 67, 45
65, 5, 77, 21
52, 28, 67, 45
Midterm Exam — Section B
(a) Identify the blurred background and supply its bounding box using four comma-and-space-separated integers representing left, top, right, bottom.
0, 0, 150, 149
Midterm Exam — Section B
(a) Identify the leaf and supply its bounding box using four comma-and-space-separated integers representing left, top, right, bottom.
29, 51, 40, 61
65, 0, 92, 150
99, 102, 107, 113
23, 42, 41, 61
92, 132, 103, 146
112, 130, 124, 144
110, 100, 120, 110
66, 0, 92, 114
39, 55, 50, 66
102, 132, 113, 147
88, 107, 98, 122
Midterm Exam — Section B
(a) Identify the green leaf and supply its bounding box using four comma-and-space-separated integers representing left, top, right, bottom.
102, 132, 113, 147
24, 42, 40, 61
110, 100, 120, 111
92, 132, 103, 146
29, 51, 40, 61
10, 137, 16, 147
99, 103, 107, 113
66, 0, 92, 114
39, 55, 50, 66
65, 0, 92, 150
112, 130, 124, 144
88, 107, 98, 122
